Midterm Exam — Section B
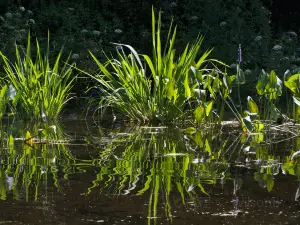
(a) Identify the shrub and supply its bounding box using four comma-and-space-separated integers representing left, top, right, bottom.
0, 33, 77, 121
83, 7, 226, 124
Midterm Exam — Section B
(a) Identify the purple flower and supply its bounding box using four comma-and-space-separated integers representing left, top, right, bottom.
237, 44, 242, 63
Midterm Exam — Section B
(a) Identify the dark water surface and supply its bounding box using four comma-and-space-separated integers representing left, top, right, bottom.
0, 120, 299, 225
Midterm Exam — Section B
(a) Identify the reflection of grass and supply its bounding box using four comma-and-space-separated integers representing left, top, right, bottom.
87, 127, 230, 222
0, 144, 72, 200
0, 141, 75, 201
0, 122, 77, 201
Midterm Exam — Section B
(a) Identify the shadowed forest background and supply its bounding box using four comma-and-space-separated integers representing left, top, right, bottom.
1, 0, 300, 98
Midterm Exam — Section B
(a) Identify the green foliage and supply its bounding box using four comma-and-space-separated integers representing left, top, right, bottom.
256, 70, 282, 100
0, 33, 77, 121
284, 73, 300, 121
254, 70, 282, 121
84, 8, 224, 123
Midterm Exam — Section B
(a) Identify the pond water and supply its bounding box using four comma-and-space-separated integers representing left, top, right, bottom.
0, 120, 299, 225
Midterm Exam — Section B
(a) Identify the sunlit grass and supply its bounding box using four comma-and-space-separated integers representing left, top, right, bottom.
0, 32, 77, 121
81, 7, 227, 124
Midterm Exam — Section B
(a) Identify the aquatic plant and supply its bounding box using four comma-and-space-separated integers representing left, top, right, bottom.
284, 72, 300, 122
0, 33, 77, 121
83, 7, 226, 123
256, 70, 282, 121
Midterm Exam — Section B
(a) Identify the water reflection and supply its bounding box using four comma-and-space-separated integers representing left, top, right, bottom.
0, 123, 299, 224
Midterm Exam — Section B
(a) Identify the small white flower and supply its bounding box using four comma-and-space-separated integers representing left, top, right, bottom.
114, 29, 123, 34
81, 29, 88, 34
170, 2, 177, 7
280, 57, 289, 61
7, 25, 15, 30
255, 35, 262, 42
5, 12, 13, 19
71, 53, 80, 60
287, 31, 297, 37
190, 16, 198, 21
68, 7, 75, 11
272, 45, 282, 51
14, 12, 22, 18
92, 30, 101, 36
19, 6, 26, 12
29, 19, 35, 24
220, 21, 227, 26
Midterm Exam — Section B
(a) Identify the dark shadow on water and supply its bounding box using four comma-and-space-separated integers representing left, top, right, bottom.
0, 120, 299, 224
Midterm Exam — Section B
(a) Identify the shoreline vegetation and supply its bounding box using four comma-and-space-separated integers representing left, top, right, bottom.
0, 4, 300, 225
0, 7, 298, 136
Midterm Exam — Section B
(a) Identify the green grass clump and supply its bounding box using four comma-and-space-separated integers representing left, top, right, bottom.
0, 33, 76, 121
84, 7, 224, 124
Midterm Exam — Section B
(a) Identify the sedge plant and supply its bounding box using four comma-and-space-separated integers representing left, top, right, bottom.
84, 7, 223, 124
0, 32, 77, 121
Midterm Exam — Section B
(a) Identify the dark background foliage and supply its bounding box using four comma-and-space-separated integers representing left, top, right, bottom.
1, 0, 299, 98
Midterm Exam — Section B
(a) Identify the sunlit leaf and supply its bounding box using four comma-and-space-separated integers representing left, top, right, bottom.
185, 127, 196, 135
247, 96, 259, 114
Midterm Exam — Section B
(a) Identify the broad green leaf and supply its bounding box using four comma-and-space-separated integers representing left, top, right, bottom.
254, 123, 265, 133
205, 139, 212, 154
247, 96, 259, 114
185, 127, 196, 135
284, 73, 300, 94
253, 133, 264, 143
243, 115, 253, 132
184, 72, 191, 99
269, 70, 277, 87
264, 174, 274, 192
194, 105, 205, 123
194, 132, 204, 147
236, 68, 245, 84
205, 101, 214, 117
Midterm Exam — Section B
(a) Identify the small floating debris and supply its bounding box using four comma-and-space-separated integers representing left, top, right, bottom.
211, 210, 241, 217
163, 153, 188, 157
140, 126, 167, 129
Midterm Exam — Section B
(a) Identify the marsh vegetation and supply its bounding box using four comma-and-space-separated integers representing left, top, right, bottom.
0, 5, 299, 225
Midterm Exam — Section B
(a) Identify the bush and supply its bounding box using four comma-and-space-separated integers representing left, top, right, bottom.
0, 33, 77, 121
